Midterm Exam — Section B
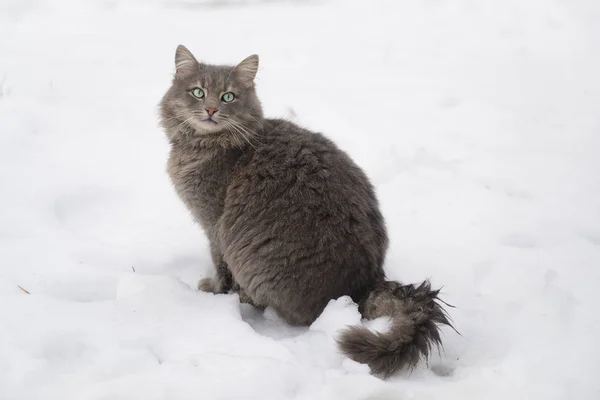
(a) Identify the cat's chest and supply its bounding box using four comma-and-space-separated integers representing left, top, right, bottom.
167, 147, 237, 224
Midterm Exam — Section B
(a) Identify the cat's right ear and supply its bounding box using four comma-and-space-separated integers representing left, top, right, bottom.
174, 45, 198, 78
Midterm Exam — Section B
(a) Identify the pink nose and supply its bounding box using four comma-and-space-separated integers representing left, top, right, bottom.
205, 107, 218, 116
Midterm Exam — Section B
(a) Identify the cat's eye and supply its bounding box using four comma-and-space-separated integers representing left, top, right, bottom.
221, 92, 235, 103
190, 88, 205, 99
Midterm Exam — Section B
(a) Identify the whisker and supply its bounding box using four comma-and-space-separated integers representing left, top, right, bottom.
227, 122, 250, 150
171, 115, 198, 137
220, 116, 261, 148
222, 121, 245, 150
161, 111, 204, 125
221, 117, 257, 149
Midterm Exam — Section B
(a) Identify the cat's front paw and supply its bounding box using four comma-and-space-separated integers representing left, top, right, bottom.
198, 277, 219, 293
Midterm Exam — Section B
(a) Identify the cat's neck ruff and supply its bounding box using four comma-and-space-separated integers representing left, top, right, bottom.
170, 126, 256, 152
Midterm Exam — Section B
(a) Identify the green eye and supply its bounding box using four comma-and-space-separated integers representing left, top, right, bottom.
191, 88, 205, 99
221, 92, 235, 103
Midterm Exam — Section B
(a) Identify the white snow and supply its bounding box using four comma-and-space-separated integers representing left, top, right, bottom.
1, 0, 600, 398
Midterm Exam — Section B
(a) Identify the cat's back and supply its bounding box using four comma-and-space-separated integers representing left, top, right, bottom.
225, 117, 385, 247
250, 118, 372, 191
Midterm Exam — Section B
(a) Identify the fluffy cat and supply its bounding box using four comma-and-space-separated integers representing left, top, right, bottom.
159, 45, 453, 378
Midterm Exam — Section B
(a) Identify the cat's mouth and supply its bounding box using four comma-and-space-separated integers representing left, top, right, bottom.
202, 118, 218, 125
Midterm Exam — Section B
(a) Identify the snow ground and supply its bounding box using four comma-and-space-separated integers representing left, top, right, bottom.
1, 0, 600, 398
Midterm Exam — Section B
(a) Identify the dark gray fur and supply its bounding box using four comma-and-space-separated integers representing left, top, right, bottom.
159, 45, 453, 377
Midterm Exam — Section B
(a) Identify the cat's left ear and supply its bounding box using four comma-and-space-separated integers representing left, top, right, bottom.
234, 54, 259, 87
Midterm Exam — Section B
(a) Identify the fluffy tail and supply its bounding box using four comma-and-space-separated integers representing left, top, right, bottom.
337, 280, 453, 378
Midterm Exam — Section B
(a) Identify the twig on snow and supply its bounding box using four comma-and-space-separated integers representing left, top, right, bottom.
17, 285, 30, 294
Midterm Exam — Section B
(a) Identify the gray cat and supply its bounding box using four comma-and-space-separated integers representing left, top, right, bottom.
159, 45, 453, 378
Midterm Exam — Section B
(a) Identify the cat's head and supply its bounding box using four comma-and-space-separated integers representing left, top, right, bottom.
160, 45, 263, 146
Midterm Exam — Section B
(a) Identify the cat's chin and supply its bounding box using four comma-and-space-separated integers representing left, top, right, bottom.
191, 119, 223, 134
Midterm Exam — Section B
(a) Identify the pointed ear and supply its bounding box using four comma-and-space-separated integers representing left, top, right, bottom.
175, 45, 198, 77
234, 54, 259, 87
